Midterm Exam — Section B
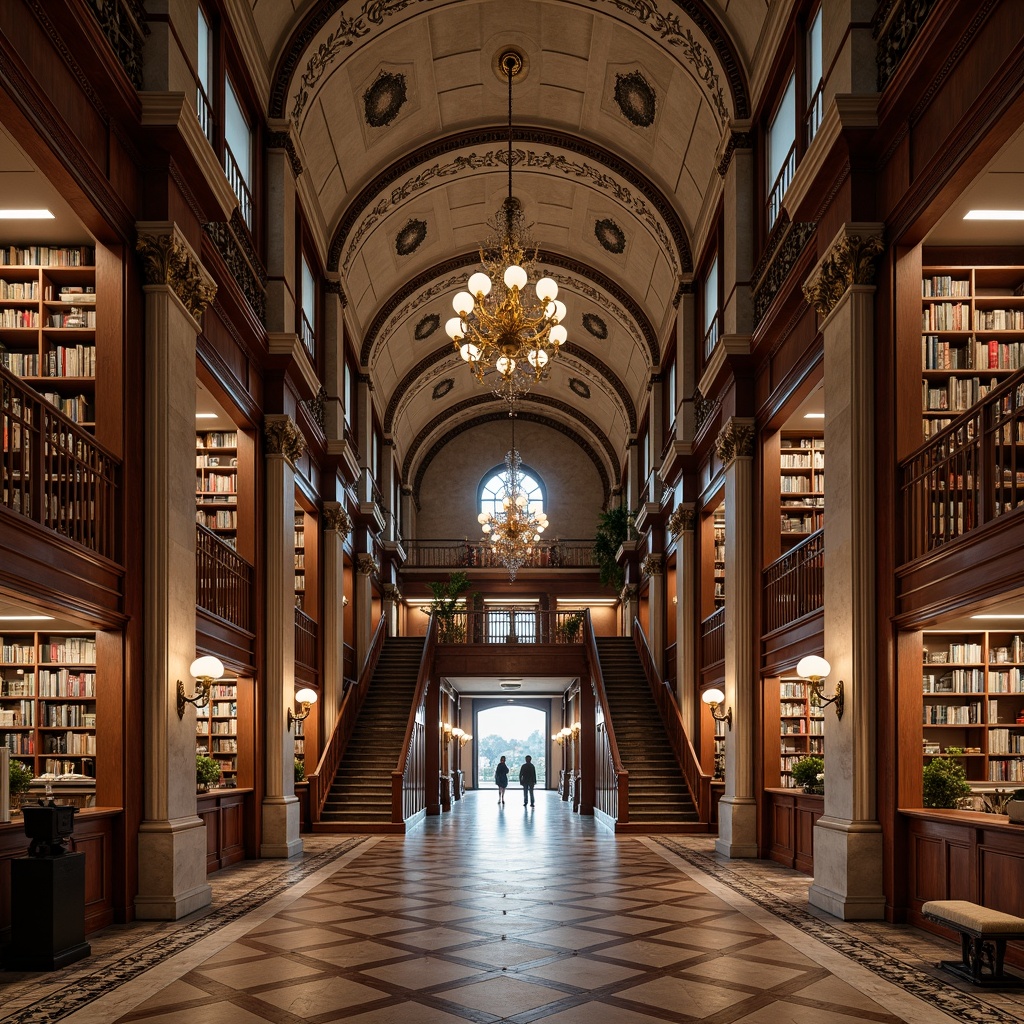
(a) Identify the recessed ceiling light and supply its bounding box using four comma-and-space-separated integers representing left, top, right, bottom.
0, 209, 54, 219
804, 412, 825, 419
0, 614, 54, 621
971, 614, 1024, 619
963, 210, 1024, 220
195, 412, 218, 419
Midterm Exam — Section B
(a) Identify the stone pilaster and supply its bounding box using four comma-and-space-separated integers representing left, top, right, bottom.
382, 582, 402, 636
262, 415, 306, 858
265, 120, 300, 336
641, 553, 665, 675
718, 123, 755, 336
356, 553, 379, 665
714, 417, 757, 858
668, 505, 697, 732
135, 223, 216, 919
321, 502, 352, 722
804, 223, 887, 919
619, 584, 638, 637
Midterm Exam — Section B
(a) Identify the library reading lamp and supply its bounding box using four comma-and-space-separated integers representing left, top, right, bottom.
177, 655, 224, 718
796, 655, 845, 719
288, 688, 318, 731
702, 688, 732, 730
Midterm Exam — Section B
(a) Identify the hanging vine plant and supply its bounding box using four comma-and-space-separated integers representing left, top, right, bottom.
592, 504, 639, 591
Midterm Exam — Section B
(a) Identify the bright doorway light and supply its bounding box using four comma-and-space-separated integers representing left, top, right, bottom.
0, 209, 54, 219
963, 210, 1024, 220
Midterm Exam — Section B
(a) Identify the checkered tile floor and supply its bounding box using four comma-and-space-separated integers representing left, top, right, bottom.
4, 791, 1024, 1023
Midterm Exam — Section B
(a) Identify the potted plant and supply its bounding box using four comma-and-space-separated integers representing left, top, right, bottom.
294, 757, 306, 784
592, 504, 639, 591
423, 571, 474, 642
196, 753, 221, 793
8, 758, 33, 810
1007, 788, 1024, 823
922, 756, 972, 808
791, 755, 824, 794
557, 611, 585, 642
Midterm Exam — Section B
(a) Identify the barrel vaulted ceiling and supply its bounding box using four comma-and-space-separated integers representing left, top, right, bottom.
247, 0, 766, 489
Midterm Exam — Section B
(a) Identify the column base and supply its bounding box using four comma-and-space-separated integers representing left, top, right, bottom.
135, 816, 212, 920
261, 795, 303, 858
714, 795, 758, 858
808, 814, 885, 920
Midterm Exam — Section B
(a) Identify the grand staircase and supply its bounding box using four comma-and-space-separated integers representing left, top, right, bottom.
596, 636, 701, 830
317, 637, 423, 832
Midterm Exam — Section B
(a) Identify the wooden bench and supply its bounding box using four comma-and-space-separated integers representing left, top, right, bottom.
922, 900, 1024, 987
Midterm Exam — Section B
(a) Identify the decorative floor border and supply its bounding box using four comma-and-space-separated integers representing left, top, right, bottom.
654, 838, 1020, 1024
2, 837, 366, 1024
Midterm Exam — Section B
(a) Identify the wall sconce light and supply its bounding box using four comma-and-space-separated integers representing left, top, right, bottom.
571, 721, 581, 736
701, 687, 732, 730
288, 687, 318, 730
796, 655, 844, 719
552, 726, 572, 746
443, 722, 453, 740
177, 656, 224, 718
452, 727, 472, 747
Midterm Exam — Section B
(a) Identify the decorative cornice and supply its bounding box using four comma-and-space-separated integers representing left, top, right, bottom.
716, 129, 753, 178
357, 553, 380, 577
874, 0, 941, 91
202, 216, 267, 325
752, 221, 816, 327
667, 504, 695, 538
324, 279, 349, 306
264, 415, 307, 466
136, 226, 217, 325
640, 553, 664, 577
267, 130, 304, 177
802, 228, 885, 318
382, 582, 402, 602
323, 503, 353, 537
620, 584, 639, 601
693, 388, 720, 436
301, 385, 328, 436
715, 418, 755, 463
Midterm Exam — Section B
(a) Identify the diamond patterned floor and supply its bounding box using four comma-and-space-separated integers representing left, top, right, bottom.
4, 791, 1024, 1024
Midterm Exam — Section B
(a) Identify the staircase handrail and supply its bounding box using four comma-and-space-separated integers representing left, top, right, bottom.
392, 614, 438, 822
308, 614, 387, 823
633, 617, 711, 823
584, 610, 629, 821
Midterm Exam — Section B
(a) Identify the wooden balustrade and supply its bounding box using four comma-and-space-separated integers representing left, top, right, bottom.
308, 616, 386, 823
633, 619, 711, 824
0, 365, 119, 561
762, 529, 824, 633
584, 611, 628, 822
294, 607, 317, 672
403, 538, 594, 569
196, 524, 253, 630
392, 615, 436, 825
901, 375, 1024, 562
436, 608, 587, 644
700, 606, 725, 666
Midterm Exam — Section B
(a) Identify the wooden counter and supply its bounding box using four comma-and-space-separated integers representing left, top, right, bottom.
764, 788, 824, 874
196, 788, 252, 872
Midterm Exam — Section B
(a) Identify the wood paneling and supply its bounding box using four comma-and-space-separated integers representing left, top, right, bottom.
196, 790, 251, 872
764, 789, 823, 874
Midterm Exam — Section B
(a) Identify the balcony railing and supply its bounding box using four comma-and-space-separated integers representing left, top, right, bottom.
295, 607, 317, 671
403, 538, 594, 570
700, 606, 725, 667
300, 312, 316, 362
196, 81, 214, 144
1, 366, 119, 560
900, 374, 1024, 561
805, 81, 824, 146
195, 524, 253, 631
767, 143, 796, 227
763, 529, 824, 633
435, 609, 589, 645
703, 314, 720, 363
224, 143, 253, 230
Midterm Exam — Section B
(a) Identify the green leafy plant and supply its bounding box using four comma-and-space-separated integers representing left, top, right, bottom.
557, 611, 585, 642
8, 758, 32, 797
592, 505, 639, 591
423, 571, 475, 642
922, 756, 972, 808
791, 755, 824, 793
294, 757, 306, 783
195, 753, 221, 790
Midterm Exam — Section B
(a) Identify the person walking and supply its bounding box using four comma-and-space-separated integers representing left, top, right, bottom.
494, 755, 509, 805
519, 754, 537, 807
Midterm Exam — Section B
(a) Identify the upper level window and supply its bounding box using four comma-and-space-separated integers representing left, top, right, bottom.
196, 7, 213, 142
224, 75, 253, 229
343, 358, 354, 433
806, 7, 823, 145
703, 255, 720, 361
767, 73, 796, 228
479, 465, 545, 520
300, 254, 316, 360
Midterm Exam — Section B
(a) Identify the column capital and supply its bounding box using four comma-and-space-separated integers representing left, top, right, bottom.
136, 222, 217, 326
382, 582, 402, 602
716, 120, 754, 178
803, 224, 885, 318
715, 417, 755, 464
322, 501, 353, 537
620, 583, 638, 601
357, 552, 380, 577
640, 553, 664, 577
264, 414, 306, 467
266, 118, 305, 177
667, 503, 696, 538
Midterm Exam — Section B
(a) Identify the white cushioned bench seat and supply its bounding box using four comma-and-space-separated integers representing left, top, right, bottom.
922, 900, 1024, 987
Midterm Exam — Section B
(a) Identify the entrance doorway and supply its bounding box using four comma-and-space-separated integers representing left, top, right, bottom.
476, 704, 547, 789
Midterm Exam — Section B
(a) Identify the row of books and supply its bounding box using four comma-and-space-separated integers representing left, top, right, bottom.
923, 337, 1024, 371
38, 669, 96, 697
976, 309, 1024, 331
40, 703, 95, 727
923, 701, 983, 724
43, 731, 96, 754
0, 641, 34, 663
0, 309, 39, 328
43, 637, 97, 664
42, 392, 92, 422
988, 760, 1024, 781
922, 669, 985, 693
44, 344, 96, 377
46, 311, 96, 329
195, 453, 237, 467
923, 376, 1001, 412
197, 431, 238, 448
0, 278, 39, 299
780, 452, 825, 469
197, 509, 236, 529
0, 246, 94, 266
922, 276, 970, 297
1, 734, 33, 753
0, 675, 33, 696
196, 473, 237, 492
56, 287, 95, 303
925, 642, 983, 663
922, 302, 968, 331
781, 473, 824, 492
0, 702, 34, 726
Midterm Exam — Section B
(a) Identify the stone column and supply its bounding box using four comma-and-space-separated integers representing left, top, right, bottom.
321, 502, 352, 723
804, 225, 886, 919
262, 415, 306, 858
641, 554, 665, 675
619, 584, 638, 637
134, 224, 216, 918
356, 553, 379, 664
382, 583, 401, 636
669, 505, 697, 732
714, 418, 757, 858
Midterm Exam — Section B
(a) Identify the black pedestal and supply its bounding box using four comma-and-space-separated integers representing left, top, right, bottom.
6, 853, 91, 970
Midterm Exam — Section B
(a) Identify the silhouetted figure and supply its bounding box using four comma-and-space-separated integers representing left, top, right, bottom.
494, 755, 509, 805
519, 755, 537, 807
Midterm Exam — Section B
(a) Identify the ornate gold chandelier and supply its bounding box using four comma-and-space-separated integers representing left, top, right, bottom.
446, 50, 568, 404
477, 414, 549, 581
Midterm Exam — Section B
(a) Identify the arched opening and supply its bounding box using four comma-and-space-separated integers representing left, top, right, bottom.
475, 703, 548, 791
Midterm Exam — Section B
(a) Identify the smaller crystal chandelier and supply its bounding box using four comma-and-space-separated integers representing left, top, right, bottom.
446, 50, 568, 404
477, 412, 549, 581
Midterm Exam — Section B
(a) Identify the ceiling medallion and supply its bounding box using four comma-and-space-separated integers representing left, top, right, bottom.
395, 218, 427, 257
414, 312, 440, 340
446, 49, 569, 405
594, 218, 626, 255
569, 378, 591, 399
582, 312, 609, 339
431, 378, 454, 400
363, 70, 408, 128
614, 70, 656, 128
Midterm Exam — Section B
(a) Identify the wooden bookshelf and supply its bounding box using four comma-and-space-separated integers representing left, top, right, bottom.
0, 247, 97, 429
922, 631, 1024, 783
713, 507, 725, 609
778, 677, 825, 788
294, 510, 305, 611
195, 679, 238, 785
196, 430, 238, 548
0, 631, 98, 781
921, 264, 1024, 441
780, 432, 824, 545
